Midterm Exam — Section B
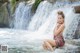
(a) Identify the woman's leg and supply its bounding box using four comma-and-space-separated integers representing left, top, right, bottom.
43, 42, 48, 50
43, 39, 57, 51
44, 41, 53, 51
45, 39, 57, 47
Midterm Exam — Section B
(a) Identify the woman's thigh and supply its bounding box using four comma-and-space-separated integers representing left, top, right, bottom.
44, 39, 57, 47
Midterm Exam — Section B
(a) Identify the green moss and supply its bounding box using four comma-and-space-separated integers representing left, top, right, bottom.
11, 0, 16, 5
0, 3, 9, 26
32, 0, 42, 13
10, 0, 43, 13
10, 0, 16, 14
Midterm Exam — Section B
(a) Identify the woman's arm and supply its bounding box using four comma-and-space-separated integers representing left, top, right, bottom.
54, 24, 65, 36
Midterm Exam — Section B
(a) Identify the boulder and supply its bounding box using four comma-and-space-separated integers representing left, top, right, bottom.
67, 0, 80, 2
74, 6, 80, 13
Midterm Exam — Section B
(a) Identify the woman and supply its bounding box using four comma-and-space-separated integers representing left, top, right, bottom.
43, 11, 65, 51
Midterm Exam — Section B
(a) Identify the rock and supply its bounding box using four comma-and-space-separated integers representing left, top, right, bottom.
45, 0, 80, 3
65, 39, 80, 46
54, 43, 80, 53
74, 6, 80, 13
67, 0, 80, 2
0, 0, 8, 3
0, 0, 8, 7
45, 0, 56, 3
0, 2, 10, 28
31, 0, 43, 13
73, 16, 80, 39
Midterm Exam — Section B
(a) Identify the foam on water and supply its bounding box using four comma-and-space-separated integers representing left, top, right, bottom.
13, 2, 32, 30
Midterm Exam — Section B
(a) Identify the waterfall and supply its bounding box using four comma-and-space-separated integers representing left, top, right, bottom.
64, 14, 80, 39
27, 1, 53, 31
0, 0, 80, 53
13, 2, 33, 30
12, 1, 80, 38
27, 1, 80, 38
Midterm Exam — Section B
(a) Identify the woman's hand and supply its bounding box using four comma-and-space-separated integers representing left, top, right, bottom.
57, 24, 62, 28
54, 23, 65, 36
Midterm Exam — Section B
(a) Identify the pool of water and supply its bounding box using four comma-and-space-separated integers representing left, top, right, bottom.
0, 28, 80, 53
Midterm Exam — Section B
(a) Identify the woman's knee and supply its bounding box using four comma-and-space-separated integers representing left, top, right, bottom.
44, 39, 54, 45
43, 39, 49, 44
43, 41, 47, 46
46, 40, 56, 47
52, 40, 57, 47
43, 39, 57, 47
44, 40, 48, 43
43, 44, 45, 47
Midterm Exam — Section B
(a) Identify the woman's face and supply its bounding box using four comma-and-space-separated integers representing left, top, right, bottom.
57, 15, 64, 24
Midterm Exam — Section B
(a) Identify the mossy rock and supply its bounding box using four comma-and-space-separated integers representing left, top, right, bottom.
10, 0, 16, 14
0, 3, 9, 27
31, 0, 43, 13
10, 0, 29, 14
46, 0, 56, 3
0, 0, 8, 7
0, 0, 8, 3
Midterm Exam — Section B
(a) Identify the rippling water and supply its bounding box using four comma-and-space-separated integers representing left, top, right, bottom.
0, 28, 80, 53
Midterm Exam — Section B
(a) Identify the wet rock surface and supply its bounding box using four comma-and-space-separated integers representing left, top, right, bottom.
74, 6, 80, 13
74, 17, 80, 39
0, 3, 10, 28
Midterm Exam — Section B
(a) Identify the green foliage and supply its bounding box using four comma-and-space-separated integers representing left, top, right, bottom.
32, 0, 42, 13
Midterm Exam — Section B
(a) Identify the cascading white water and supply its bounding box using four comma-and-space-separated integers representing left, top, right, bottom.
64, 14, 80, 39
27, 1, 53, 31
0, 0, 80, 53
13, 2, 32, 30
37, 7, 74, 35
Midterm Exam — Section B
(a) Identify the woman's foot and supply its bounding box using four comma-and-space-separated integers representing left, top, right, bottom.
43, 44, 48, 50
